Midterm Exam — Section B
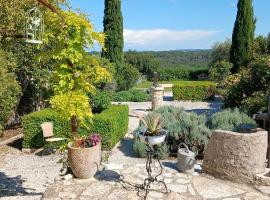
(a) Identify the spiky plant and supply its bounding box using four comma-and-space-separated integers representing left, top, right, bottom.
140, 112, 163, 136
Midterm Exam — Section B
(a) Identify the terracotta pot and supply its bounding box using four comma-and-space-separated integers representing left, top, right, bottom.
68, 142, 101, 179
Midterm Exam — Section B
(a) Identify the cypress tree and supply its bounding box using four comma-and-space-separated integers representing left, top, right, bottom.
230, 0, 256, 73
102, 0, 124, 64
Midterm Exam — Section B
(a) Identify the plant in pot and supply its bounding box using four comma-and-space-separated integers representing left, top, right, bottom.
139, 112, 167, 146
46, 11, 111, 178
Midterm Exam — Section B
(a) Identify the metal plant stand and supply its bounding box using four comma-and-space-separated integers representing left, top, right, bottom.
142, 143, 168, 199
120, 141, 168, 200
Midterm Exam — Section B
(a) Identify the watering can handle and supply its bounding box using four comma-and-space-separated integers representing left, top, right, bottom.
178, 142, 190, 153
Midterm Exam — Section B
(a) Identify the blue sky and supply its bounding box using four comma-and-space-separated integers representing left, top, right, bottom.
69, 0, 270, 51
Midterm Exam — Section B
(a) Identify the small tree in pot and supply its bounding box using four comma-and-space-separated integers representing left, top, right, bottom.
47, 10, 111, 178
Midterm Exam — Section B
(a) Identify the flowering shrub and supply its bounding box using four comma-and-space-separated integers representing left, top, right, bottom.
75, 134, 102, 148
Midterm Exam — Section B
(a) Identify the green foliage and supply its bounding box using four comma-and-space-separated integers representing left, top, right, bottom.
208, 109, 257, 132
155, 106, 211, 157
90, 105, 129, 150
91, 90, 112, 113
0, 124, 3, 137
124, 50, 211, 81
0, 52, 21, 127
22, 109, 71, 148
115, 63, 140, 91
172, 81, 216, 101
211, 40, 231, 64
230, 0, 256, 73
251, 34, 270, 57
155, 67, 191, 81
224, 56, 270, 114
209, 61, 233, 86
241, 91, 268, 114
0, 1, 67, 116
133, 138, 169, 159
124, 51, 155, 77
102, 0, 124, 64
112, 89, 150, 102
22, 105, 129, 149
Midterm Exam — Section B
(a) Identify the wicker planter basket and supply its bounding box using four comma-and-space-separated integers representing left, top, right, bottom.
68, 142, 101, 179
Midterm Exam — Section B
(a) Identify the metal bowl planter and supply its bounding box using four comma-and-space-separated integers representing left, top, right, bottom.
138, 130, 167, 146
68, 142, 101, 179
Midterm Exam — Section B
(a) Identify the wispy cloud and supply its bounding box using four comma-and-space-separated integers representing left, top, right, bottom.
124, 29, 221, 50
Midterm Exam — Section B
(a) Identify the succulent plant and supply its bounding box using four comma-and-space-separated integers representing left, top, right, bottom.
140, 112, 163, 136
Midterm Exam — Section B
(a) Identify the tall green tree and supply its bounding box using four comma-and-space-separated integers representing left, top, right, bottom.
230, 0, 256, 73
102, 0, 124, 64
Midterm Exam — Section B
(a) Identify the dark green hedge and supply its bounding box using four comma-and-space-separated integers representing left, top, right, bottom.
22, 105, 129, 150
172, 81, 216, 101
90, 105, 129, 149
22, 109, 71, 149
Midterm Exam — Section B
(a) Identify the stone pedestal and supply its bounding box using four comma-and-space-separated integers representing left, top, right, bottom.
151, 86, 164, 110
203, 129, 268, 184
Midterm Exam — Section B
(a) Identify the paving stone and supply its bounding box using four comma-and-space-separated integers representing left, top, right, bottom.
176, 177, 190, 184
176, 173, 189, 179
187, 184, 196, 195
256, 186, 270, 195
81, 182, 111, 197
243, 192, 270, 200
167, 183, 188, 193
59, 191, 77, 198
164, 178, 174, 184
148, 191, 164, 198
166, 192, 197, 200
192, 176, 245, 199
107, 188, 137, 200
122, 165, 141, 174
105, 163, 124, 170
163, 172, 173, 178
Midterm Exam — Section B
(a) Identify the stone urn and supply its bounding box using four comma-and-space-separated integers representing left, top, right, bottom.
151, 86, 164, 110
68, 142, 101, 179
203, 129, 268, 184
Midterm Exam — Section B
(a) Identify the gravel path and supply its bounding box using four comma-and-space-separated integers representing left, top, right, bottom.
0, 144, 62, 200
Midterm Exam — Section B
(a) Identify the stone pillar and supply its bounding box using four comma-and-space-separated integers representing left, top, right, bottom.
151, 86, 164, 110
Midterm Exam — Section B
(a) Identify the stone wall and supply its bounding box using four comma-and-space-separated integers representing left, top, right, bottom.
151, 86, 164, 110
203, 129, 268, 184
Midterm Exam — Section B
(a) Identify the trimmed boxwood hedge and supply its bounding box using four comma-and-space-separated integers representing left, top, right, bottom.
90, 105, 129, 149
22, 105, 129, 150
172, 81, 216, 101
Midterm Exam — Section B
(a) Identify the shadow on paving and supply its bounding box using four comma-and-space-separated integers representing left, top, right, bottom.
117, 138, 137, 158
163, 95, 173, 101
0, 172, 42, 198
186, 101, 223, 116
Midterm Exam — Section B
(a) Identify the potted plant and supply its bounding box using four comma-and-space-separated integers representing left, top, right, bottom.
68, 134, 102, 178
139, 112, 167, 146
46, 11, 110, 178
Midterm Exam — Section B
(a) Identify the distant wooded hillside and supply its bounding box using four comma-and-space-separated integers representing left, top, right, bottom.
124, 50, 212, 70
